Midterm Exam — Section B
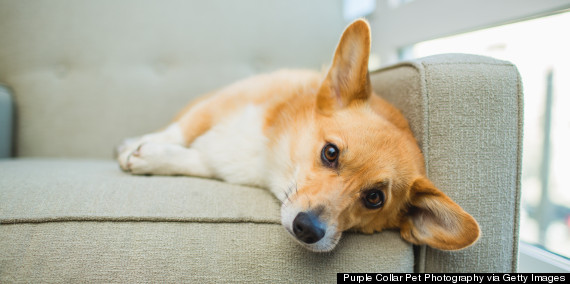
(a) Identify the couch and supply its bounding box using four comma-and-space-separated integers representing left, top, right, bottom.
0, 0, 522, 282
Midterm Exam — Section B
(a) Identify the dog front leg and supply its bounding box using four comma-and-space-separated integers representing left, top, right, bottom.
117, 123, 186, 171
121, 142, 212, 177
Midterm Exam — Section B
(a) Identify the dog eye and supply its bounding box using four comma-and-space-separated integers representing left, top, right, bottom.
362, 189, 385, 209
321, 143, 339, 167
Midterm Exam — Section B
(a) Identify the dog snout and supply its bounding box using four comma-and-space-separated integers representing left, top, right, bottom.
292, 211, 326, 244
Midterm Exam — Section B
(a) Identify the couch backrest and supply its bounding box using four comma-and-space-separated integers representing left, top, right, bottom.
0, 0, 344, 158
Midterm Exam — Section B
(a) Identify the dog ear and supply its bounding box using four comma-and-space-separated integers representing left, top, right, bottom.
317, 19, 372, 115
399, 177, 480, 250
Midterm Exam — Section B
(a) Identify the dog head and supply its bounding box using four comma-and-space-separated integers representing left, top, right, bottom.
280, 19, 480, 252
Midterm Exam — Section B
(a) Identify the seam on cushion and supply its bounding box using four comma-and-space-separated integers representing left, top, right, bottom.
420, 62, 514, 67
512, 64, 524, 272
370, 61, 514, 74
418, 61, 429, 274
0, 216, 281, 225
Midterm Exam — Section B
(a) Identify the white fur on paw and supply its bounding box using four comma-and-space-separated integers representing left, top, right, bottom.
124, 142, 176, 175
117, 124, 185, 172
115, 137, 139, 157
117, 137, 144, 172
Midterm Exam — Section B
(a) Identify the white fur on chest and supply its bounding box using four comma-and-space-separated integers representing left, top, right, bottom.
191, 105, 272, 188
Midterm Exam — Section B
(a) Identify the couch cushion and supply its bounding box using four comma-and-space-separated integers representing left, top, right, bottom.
0, 159, 414, 282
0, 158, 279, 224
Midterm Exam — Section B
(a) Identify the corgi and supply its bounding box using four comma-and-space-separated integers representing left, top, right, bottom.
117, 19, 480, 252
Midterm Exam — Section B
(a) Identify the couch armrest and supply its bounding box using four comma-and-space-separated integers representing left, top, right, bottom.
371, 54, 523, 272
0, 85, 14, 158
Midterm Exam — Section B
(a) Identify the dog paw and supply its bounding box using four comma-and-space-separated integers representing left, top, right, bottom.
124, 143, 150, 174
121, 142, 173, 175
115, 137, 139, 158
116, 137, 144, 172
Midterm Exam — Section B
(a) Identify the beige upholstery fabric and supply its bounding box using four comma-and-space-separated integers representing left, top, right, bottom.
0, 0, 344, 158
0, 159, 414, 282
1, 222, 412, 283
371, 54, 522, 272
0, 159, 279, 224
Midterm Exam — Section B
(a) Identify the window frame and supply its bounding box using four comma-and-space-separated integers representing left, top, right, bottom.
519, 242, 570, 272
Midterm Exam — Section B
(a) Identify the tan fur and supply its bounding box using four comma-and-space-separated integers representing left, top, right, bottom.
124, 19, 480, 251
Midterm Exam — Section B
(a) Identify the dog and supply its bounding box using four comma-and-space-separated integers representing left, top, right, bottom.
117, 19, 480, 252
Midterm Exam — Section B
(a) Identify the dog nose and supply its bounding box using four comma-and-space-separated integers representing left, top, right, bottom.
292, 211, 326, 244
